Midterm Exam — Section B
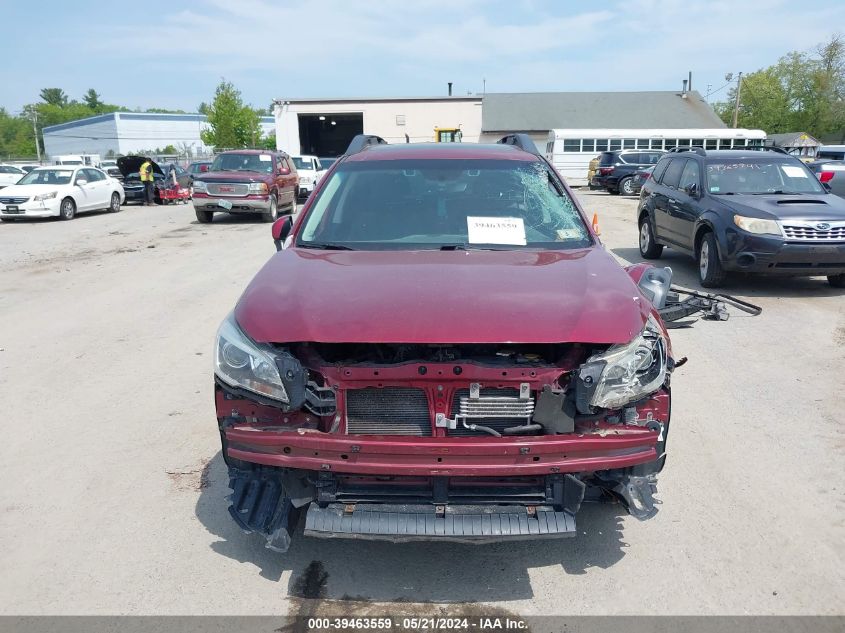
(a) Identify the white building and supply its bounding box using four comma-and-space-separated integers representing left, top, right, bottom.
273, 90, 733, 158
42, 112, 275, 159
273, 96, 483, 156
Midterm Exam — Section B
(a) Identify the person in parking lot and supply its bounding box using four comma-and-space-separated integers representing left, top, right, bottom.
139, 157, 155, 206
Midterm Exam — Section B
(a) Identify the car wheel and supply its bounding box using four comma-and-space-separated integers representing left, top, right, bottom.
261, 194, 279, 223
620, 177, 635, 196
109, 192, 121, 212
59, 197, 76, 220
827, 274, 845, 288
698, 232, 726, 288
195, 208, 214, 223
289, 197, 297, 215
607, 188, 620, 195
638, 214, 663, 259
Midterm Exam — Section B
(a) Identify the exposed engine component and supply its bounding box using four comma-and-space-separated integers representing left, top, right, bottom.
304, 342, 575, 366
436, 382, 536, 436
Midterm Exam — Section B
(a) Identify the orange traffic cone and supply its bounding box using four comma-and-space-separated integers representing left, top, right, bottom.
591, 213, 601, 235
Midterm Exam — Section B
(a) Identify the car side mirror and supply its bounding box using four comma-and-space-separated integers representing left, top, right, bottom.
76, 178, 88, 186
278, 166, 290, 176
272, 215, 293, 251
684, 183, 699, 198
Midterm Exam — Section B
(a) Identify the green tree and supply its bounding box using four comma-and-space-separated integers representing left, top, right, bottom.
716, 35, 845, 139
83, 89, 103, 110
200, 80, 263, 149
39, 88, 69, 107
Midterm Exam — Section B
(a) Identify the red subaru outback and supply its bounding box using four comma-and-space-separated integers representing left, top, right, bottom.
214, 135, 676, 551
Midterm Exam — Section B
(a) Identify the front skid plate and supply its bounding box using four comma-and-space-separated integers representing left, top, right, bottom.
304, 503, 576, 543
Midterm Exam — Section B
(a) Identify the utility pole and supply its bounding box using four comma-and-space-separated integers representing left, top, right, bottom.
731, 71, 743, 128
31, 110, 42, 164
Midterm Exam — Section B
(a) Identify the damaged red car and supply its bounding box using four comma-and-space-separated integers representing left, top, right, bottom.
213, 134, 676, 552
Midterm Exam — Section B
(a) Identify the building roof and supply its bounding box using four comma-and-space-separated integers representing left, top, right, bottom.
481, 91, 725, 132
767, 132, 820, 148
274, 96, 481, 105
43, 112, 274, 134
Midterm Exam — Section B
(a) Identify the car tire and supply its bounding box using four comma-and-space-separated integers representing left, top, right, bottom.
607, 188, 620, 195
195, 208, 214, 223
261, 194, 279, 223
620, 177, 635, 196
109, 192, 121, 213
698, 232, 726, 288
827, 274, 845, 288
289, 197, 297, 215
59, 197, 76, 221
638, 214, 663, 259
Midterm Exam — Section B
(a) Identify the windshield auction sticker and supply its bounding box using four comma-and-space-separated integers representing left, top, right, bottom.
467, 216, 527, 245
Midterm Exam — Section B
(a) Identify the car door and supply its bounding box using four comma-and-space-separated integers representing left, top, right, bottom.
652, 157, 687, 246
276, 156, 297, 207
87, 169, 111, 208
72, 169, 96, 211
670, 159, 703, 251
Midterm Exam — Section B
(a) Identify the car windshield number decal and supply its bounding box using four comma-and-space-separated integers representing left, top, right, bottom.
259, 155, 272, 162
467, 216, 526, 246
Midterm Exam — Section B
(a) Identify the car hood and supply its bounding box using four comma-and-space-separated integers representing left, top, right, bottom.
196, 170, 272, 183
235, 247, 651, 345
718, 193, 845, 221
0, 183, 65, 197
117, 156, 164, 178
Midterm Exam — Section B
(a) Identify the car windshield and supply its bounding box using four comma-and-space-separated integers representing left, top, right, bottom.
298, 158, 591, 251
705, 160, 826, 195
292, 157, 314, 171
18, 169, 74, 185
319, 157, 337, 169
189, 163, 209, 173
211, 153, 273, 173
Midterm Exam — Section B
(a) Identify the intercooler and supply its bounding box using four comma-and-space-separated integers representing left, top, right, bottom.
345, 387, 432, 436
449, 387, 534, 436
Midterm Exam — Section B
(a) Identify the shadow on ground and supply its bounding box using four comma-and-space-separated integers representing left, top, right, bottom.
195, 453, 629, 603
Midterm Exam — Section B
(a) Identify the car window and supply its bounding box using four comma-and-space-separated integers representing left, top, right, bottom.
661, 158, 687, 189
705, 160, 826, 194
0, 166, 21, 174
87, 168, 106, 182
293, 157, 315, 171
598, 152, 615, 166
642, 152, 662, 165
18, 169, 74, 185
651, 157, 671, 183
679, 160, 700, 191
299, 159, 591, 251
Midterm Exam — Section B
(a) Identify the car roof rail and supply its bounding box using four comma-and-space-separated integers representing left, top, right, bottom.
668, 146, 707, 156
345, 134, 387, 155
497, 133, 542, 156
744, 145, 789, 154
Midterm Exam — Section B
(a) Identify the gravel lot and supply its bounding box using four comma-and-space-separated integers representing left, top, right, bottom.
0, 192, 842, 617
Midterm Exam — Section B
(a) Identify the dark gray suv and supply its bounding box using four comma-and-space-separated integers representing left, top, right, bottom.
636, 147, 845, 288
593, 149, 665, 195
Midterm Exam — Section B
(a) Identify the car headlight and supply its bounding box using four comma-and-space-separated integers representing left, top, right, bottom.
733, 214, 781, 236
577, 314, 668, 411
34, 191, 58, 201
193, 181, 207, 193
215, 314, 288, 403
248, 182, 269, 194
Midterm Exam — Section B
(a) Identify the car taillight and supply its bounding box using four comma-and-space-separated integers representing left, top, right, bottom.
599, 167, 614, 176
819, 171, 834, 183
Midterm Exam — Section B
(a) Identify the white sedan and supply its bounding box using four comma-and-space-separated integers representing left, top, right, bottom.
0, 166, 125, 221
0, 164, 26, 188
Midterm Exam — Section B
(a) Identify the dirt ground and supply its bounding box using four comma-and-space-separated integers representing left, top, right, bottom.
0, 192, 842, 616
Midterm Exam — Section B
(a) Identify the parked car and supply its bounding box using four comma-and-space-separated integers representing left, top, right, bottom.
291, 155, 325, 198
637, 147, 845, 288
17, 164, 41, 174
808, 160, 845, 199
631, 166, 655, 195
117, 156, 165, 205
187, 160, 213, 177
593, 149, 666, 195
211, 134, 676, 552
0, 164, 26, 189
318, 157, 338, 170
99, 159, 123, 181
587, 155, 600, 190
0, 166, 124, 221
817, 145, 845, 161
192, 150, 298, 223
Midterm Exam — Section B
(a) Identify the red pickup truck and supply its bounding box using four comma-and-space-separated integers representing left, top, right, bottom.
213, 135, 675, 552
192, 150, 298, 223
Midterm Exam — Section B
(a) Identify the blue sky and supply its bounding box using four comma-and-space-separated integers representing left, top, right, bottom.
1, 0, 843, 114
